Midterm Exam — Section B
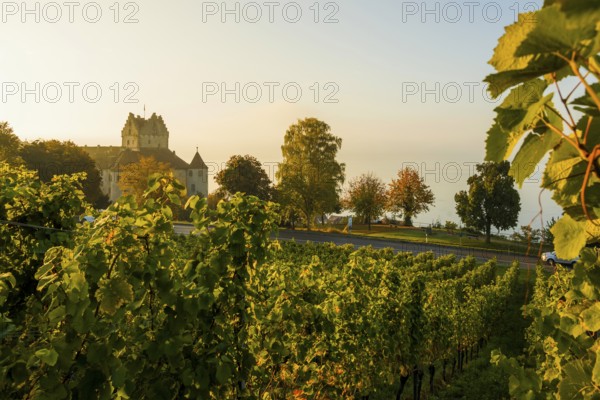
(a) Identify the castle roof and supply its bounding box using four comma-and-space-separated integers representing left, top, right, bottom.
82, 146, 122, 169
82, 146, 198, 171
189, 150, 208, 169
114, 148, 190, 170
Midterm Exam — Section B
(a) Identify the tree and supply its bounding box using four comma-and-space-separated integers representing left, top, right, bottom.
276, 118, 345, 230
118, 156, 173, 204
215, 155, 272, 200
387, 167, 435, 227
511, 225, 541, 244
20, 139, 108, 209
444, 220, 458, 233
0, 122, 23, 166
272, 185, 301, 229
342, 173, 387, 230
454, 161, 520, 244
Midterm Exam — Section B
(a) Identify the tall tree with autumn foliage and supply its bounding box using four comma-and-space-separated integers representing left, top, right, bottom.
118, 156, 174, 204
342, 173, 387, 230
387, 167, 435, 227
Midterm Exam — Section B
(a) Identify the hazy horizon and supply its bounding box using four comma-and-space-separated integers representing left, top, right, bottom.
1, 0, 561, 230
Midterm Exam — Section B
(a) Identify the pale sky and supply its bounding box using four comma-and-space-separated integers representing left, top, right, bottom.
1, 0, 562, 230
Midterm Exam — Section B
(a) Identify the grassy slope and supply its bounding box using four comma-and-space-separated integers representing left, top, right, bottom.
308, 223, 551, 256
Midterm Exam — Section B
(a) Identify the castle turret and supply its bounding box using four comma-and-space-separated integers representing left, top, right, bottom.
121, 112, 169, 150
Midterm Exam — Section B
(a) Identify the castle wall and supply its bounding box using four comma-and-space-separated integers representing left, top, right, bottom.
184, 169, 208, 197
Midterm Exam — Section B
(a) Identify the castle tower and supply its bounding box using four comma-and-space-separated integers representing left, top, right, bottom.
121, 112, 169, 150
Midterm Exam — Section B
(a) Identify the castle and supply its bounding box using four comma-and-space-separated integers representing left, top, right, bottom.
82, 113, 208, 203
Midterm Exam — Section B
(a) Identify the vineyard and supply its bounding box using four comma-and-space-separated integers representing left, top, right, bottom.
0, 163, 522, 399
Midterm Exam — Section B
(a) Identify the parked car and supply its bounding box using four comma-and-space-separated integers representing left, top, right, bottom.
541, 251, 579, 267
80, 215, 95, 223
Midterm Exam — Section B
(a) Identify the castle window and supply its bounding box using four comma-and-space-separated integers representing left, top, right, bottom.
188, 170, 192, 177
127, 140, 130, 146
191, 184, 196, 194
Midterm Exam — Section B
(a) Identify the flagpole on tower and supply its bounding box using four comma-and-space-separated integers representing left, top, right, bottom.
144, 104, 146, 118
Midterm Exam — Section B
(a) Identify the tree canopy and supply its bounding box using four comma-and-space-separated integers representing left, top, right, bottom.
118, 156, 174, 205
342, 173, 387, 230
454, 161, 520, 243
276, 118, 345, 229
0, 122, 23, 166
387, 167, 434, 227
215, 155, 272, 200
20, 139, 108, 209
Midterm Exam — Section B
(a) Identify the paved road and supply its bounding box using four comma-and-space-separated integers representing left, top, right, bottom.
173, 224, 542, 268
174, 224, 195, 236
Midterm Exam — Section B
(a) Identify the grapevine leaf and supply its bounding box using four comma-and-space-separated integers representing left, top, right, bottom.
542, 141, 588, 214
551, 215, 586, 259
485, 12, 568, 97
572, 83, 600, 117
65, 271, 88, 303
35, 348, 58, 366
488, 13, 537, 73
47, 306, 66, 325
585, 219, 600, 244
576, 115, 600, 148
486, 80, 552, 162
516, 4, 600, 59
216, 362, 232, 384
581, 303, 600, 331
96, 277, 134, 315
510, 127, 561, 187
558, 359, 593, 400
593, 347, 600, 386
0, 272, 16, 288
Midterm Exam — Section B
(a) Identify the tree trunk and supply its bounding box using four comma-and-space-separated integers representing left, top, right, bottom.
428, 364, 435, 394
305, 211, 311, 231
485, 221, 491, 243
396, 372, 410, 400
442, 360, 447, 382
451, 357, 456, 378
413, 368, 424, 400
368, 214, 371, 231
405, 214, 413, 227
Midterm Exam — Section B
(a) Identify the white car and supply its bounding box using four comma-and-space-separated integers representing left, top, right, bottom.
541, 251, 579, 268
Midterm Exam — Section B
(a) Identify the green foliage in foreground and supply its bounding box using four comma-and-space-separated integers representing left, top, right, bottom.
0, 163, 521, 399
484, 0, 600, 257
485, 1, 600, 398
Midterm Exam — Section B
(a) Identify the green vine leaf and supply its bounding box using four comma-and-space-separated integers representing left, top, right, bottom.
96, 277, 134, 315
551, 215, 586, 259
34, 348, 58, 366
581, 303, 600, 331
